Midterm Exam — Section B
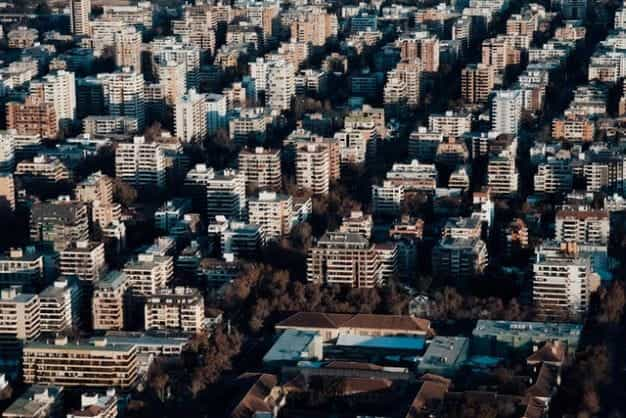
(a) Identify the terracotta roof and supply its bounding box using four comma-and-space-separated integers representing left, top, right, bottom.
405, 375, 450, 418
229, 373, 278, 418
527, 341, 565, 365
342, 314, 431, 333
275, 312, 354, 329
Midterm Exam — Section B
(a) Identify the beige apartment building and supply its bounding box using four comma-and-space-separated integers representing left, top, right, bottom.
16, 155, 70, 184
92, 271, 129, 331
248, 191, 294, 241
39, 280, 74, 333
307, 232, 382, 288
23, 336, 138, 388
296, 143, 331, 196
0, 173, 15, 210
0, 248, 44, 290
144, 287, 204, 334
74, 171, 114, 204
123, 253, 173, 296
30, 199, 89, 252
0, 286, 40, 341
60, 241, 106, 282
238, 147, 282, 191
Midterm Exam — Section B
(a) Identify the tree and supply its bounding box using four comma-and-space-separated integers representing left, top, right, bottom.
113, 178, 138, 206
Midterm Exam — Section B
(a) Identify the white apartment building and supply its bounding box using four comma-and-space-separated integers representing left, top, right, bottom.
92, 271, 129, 331
487, 149, 519, 195
174, 89, 207, 143
428, 111, 472, 137
205, 93, 227, 135
150, 37, 201, 89
144, 287, 204, 334
67, 390, 118, 418
533, 247, 594, 321
0, 130, 15, 172
340, 211, 373, 240
0, 247, 44, 289
115, 136, 167, 188
491, 89, 523, 135
206, 169, 247, 221
296, 143, 330, 195
0, 286, 40, 340
123, 253, 174, 296
60, 241, 106, 282
248, 191, 294, 241
99, 68, 145, 131
238, 147, 282, 191
267, 59, 295, 111
385, 160, 438, 192
29, 70, 77, 132
555, 209, 610, 245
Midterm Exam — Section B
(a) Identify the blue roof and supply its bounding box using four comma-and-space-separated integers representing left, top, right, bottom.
335, 334, 425, 351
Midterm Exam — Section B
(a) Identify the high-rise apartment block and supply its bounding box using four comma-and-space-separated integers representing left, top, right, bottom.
115, 136, 167, 189
0, 173, 15, 210
428, 111, 472, 137
99, 68, 145, 131
60, 241, 106, 282
114, 27, 142, 73
174, 89, 208, 143
92, 271, 129, 331
144, 287, 205, 334
206, 169, 247, 221
29, 71, 76, 133
39, 279, 77, 333
248, 191, 294, 241
15, 155, 71, 184
307, 232, 382, 288
491, 89, 523, 134
296, 143, 331, 195
70, 0, 91, 36
555, 209, 609, 245
396, 31, 440, 72
74, 171, 114, 205
461, 63, 496, 104
0, 286, 40, 341
6, 96, 58, 139
238, 147, 282, 191
432, 237, 488, 287
123, 253, 173, 296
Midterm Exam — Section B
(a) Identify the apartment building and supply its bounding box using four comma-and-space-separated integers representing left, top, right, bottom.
174, 89, 208, 143
487, 150, 519, 195
534, 156, 573, 194
296, 143, 331, 195
248, 191, 294, 241
408, 128, 444, 163
0, 286, 40, 341
551, 116, 595, 142
29, 71, 76, 133
99, 68, 145, 131
267, 59, 296, 111
23, 336, 138, 388
220, 221, 266, 257
101, 1, 153, 29
491, 89, 523, 135
384, 159, 438, 192
67, 390, 118, 418
0, 248, 44, 290
70, 0, 91, 35
114, 27, 142, 73
238, 147, 282, 192
206, 169, 247, 221
482, 36, 520, 71
60, 241, 106, 282
30, 199, 89, 252
6, 97, 58, 139
229, 108, 267, 146
335, 124, 377, 166
92, 271, 130, 331
0, 131, 15, 172
533, 247, 594, 321
123, 253, 173, 296
74, 171, 113, 205
384, 59, 422, 109
307, 232, 382, 288
15, 155, 70, 184
150, 37, 201, 89
115, 136, 167, 189
0, 173, 15, 210
372, 181, 404, 215
396, 31, 440, 72
288, 8, 338, 47
39, 279, 77, 333
428, 111, 472, 137
339, 211, 373, 240
555, 209, 609, 245
3, 385, 63, 418
461, 63, 496, 104
144, 287, 205, 334
432, 237, 488, 287
7, 27, 38, 49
